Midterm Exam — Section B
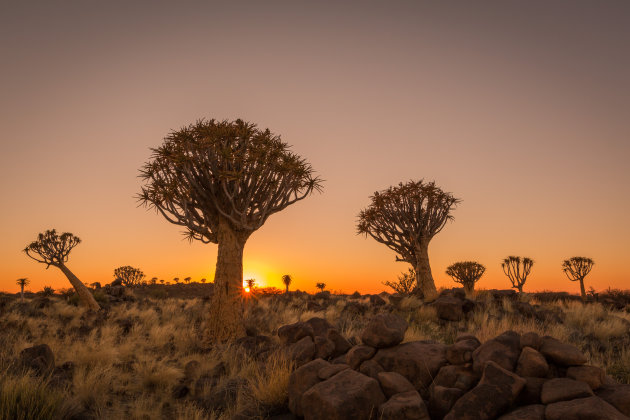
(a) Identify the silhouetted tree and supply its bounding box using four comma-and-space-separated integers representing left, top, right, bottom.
150, 277, 158, 285
446, 261, 485, 298
562, 257, 594, 302
159, 279, 165, 285
282, 274, 292, 294
316, 282, 326, 292
41, 286, 55, 297
501, 256, 533, 293
382, 268, 416, 296
358, 180, 460, 300
184, 276, 192, 284
16, 278, 29, 302
200, 278, 207, 283
173, 277, 180, 284
245, 278, 256, 292
139, 119, 321, 341
114, 266, 145, 287
24, 229, 100, 310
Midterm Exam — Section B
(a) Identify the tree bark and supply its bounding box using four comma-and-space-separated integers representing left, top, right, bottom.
464, 284, 474, 299
20, 286, 24, 302
285, 284, 289, 294
579, 278, 586, 302
58, 264, 100, 311
205, 217, 247, 342
414, 240, 437, 300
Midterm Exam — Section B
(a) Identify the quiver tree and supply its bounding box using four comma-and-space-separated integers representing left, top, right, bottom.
357, 180, 460, 300
446, 261, 485, 298
113, 266, 145, 287
245, 278, 256, 292
16, 278, 29, 302
562, 257, 594, 302
282, 274, 292, 294
316, 282, 326, 292
501, 256, 533, 293
382, 268, 416, 296
23, 229, 100, 311
139, 118, 321, 341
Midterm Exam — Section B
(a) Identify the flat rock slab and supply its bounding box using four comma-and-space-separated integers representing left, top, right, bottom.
541, 378, 594, 404
379, 390, 430, 420
545, 396, 629, 420
596, 384, 630, 417
539, 336, 587, 366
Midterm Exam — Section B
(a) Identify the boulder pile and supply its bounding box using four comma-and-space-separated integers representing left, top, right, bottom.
282, 314, 630, 420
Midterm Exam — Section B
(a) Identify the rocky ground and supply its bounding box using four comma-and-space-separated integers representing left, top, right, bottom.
0, 286, 629, 419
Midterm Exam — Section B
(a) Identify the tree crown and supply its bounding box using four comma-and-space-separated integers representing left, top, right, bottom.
282, 274, 292, 286
16, 278, 30, 287
24, 229, 81, 268
501, 256, 533, 290
139, 119, 322, 243
357, 180, 460, 263
562, 257, 594, 281
114, 266, 145, 287
446, 261, 486, 286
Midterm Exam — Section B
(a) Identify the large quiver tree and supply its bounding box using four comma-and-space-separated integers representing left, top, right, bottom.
139, 119, 321, 341
501, 256, 533, 293
446, 261, 485, 298
24, 229, 100, 311
562, 257, 594, 302
114, 266, 145, 287
357, 180, 460, 300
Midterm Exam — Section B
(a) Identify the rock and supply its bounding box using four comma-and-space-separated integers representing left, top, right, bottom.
314, 336, 335, 359
346, 345, 376, 369
373, 341, 447, 391
359, 359, 385, 379
540, 378, 594, 404
545, 396, 629, 420
446, 337, 480, 365
596, 384, 630, 416
455, 333, 480, 344
328, 329, 352, 358
434, 296, 464, 321
288, 358, 330, 416
432, 364, 479, 392
515, 347, 549, 378
379, 390, 430, 420
19, 344, 55, 376
539, 336, 587, 366
370, 295, 387, 306
378, 372, 417, 398
567, 365, 605, 390
472, 331, 521, 373
444, 361, 526, 420
49, 361, 74, 387
497, 404, 545, 420
318, 364, 349, 380
278, 321, 314, 345
361, 313, 408, 348
514, 377, 546, 405
301, 369, 386, 420
305, 317, 334, 338
288, 336, 316, 367
520, 332, 542, 350
429, 386, 464, 419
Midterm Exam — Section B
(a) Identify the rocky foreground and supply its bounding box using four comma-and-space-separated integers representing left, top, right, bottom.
280, 313, 630, 420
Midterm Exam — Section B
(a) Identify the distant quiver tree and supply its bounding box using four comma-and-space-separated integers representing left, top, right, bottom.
24, 229, 100, 311
16, 278, 29, 302
139, 118, 322, 341
358, 180, 460, 300
446, 261, 485, 298
282, 274, 292, 294
316, 282, 326, 292
114, 266, 145, 287
501, 256, 533, 293
562, 257, 594, 302
382, 268, 416, 296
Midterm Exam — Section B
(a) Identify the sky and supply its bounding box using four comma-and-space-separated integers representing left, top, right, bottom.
1, 1, 629, 295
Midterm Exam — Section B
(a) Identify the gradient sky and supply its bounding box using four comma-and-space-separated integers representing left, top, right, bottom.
2, 1, 629, 295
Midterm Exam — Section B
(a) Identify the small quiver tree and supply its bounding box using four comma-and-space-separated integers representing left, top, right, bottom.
138, 118, 321, 342
562, 257, 594, 302
446, 261, 485, 299
245, 278, 256, 292
24, 229, 100, 311
358, 180, 460, 300
114, 266, 145, 287
315, 282, 326, 292
501, 256, 533, 293
16, 278, 29, 302
382, 268, 416, 296
282, 274, 292, 294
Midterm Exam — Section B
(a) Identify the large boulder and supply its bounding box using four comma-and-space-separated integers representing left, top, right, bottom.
519, 332, 542, 350
359, 359, 385, 379
444, 361, 526, 420
19, 344, 55, 376
278, 321, 314, 345
432, 364, 479, 392
514, 377, 546, 405
361, 313, 408, 348
497, 404, 545, 420
434, 296, 464, 322
515, 347, 549, 378
539, 336, 587, 366
379, 391, 430, 420
429, 386, 464, 419
566, 365, 605, 390
288, 358, 330, 416
373, 341, 447, 391
596, 384, 630, 416
545, 396, 629, 420
305, 317, 334, 338
301, 369, 386, 420
318, 364, 349, 380
472, 331, 521, 373
540, 378, 594, 404
377, 371, 416, 398
327, 329, 352, 358
346, 345, 376, 369
446, 336, 480, 365
287, 336, 316, 367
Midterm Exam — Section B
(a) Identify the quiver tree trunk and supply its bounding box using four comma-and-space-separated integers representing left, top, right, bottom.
58, 264, 100, 311
463, 284, 474, 299
205, 218, 248, 342
579, 279, 586, 302
414, 241, 437, 300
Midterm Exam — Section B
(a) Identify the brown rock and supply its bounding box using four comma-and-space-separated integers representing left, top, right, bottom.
539, 336, 587, 366
520, 332, 542, 350
433, 364, 479, 392
515, 347, 549, 378
378, 371, 416, 398
314, 336, 335, 359
288, 336, 316, 367
288, 358, 330, 416
455, 333, 480, 344
472, 331, 521, 373
346, 345, 376, 369
497, 404, 545, 420
540, 378, 594, 404
373, 341, 447, 391
434, 296, 464, 322
596, 384, 630, 416
361, 313, 408, 348
429, 386, 464, 419
278, 322, 314, 345
514, 377, 546, 405
305, 317, 334, 338
318, 364, 349, 380
328, 329, 352, 358
545, 396, 629, 420
447, 338, 480, 365
360, 359, 385, 379
567, 365, 605, 390
19, 344, 55, 376
379, 391, 430, 420
301, 369, 386, 420
443, 361, 526, 420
